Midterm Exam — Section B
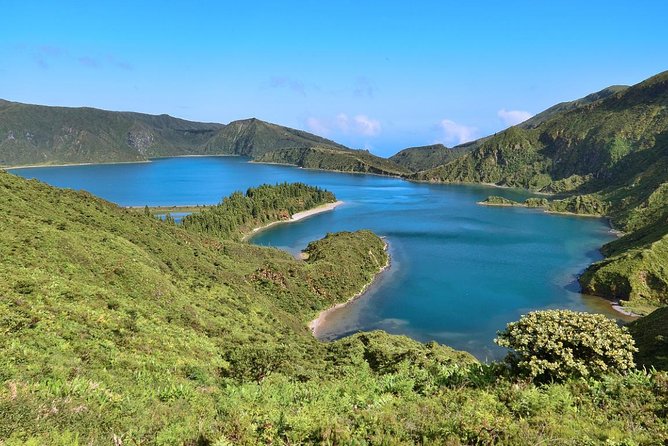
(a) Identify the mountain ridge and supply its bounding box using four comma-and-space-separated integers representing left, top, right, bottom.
0, 99, 409, 175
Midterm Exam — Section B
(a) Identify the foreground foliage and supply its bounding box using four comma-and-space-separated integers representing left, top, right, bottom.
496, 310, 637, 381
1, 172, 667, 444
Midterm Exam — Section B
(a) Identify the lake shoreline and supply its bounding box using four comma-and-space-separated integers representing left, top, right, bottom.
5, 159, 152, 170
242, 200, 344, 242
309, 239, 390, 337
478, 200, 606, 219
3, 154, 240, 171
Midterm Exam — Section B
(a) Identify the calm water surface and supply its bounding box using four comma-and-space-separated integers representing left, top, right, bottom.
11, 156, 623, 359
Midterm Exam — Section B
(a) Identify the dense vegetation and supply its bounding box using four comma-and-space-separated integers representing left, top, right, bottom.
0, 102, 405, 175
181, 182, 335, 240
202, 118, 349, 158
255, 146, 410, 176
479, 195, 609, 217
0, 100, 223, 166
1, 172, 667, 444
388, 144, 473, 172
496, 310, 637, 382
3, 70, 668, 443
627, 307, 668, 370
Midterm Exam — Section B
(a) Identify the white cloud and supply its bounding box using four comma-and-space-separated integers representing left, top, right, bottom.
305, 117, 330, 135
438, 119, 478, 145
306, 113, 381, 137
353, 114, 381, 136
335, 113, 350, 133
497, 109, 533, 126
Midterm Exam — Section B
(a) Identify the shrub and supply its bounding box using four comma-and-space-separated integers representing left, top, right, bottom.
495, 310, 637, 381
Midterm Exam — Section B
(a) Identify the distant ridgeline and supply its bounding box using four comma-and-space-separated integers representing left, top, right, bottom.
2, 171, 667, 444
181, 182, 335, 240
0, 101, 405, 175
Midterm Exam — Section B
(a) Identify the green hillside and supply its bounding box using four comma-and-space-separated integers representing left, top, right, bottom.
181, 182, 336, 240
203, 118, 349, 158
415, 71, 668, 192
2, 172, 667, 444
0, 100, 223, 166
255, 146, 411, 176
627, 307, 668, 370
414, 71, 668, 312
0, 101, 410, 175
519, 85, 629, 129
389, 144, 472, 172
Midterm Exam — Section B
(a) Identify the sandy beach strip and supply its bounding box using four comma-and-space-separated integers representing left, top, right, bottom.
4, 160, 152, 170
308, 239, 390, 336
242, 200, 344, 241
3, 154, 241, 171
611, 302, 640, 318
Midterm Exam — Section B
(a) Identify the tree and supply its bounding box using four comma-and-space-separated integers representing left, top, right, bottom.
495, 310, 637, 381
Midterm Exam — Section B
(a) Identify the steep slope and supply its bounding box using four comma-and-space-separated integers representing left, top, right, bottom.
389, 143, 473, 172
416, 71, 668, 193
0, 100, 223, 166
255, 145, 411, 176
412, 72, 668, 311
627, 307, 668, 370
203, 118, 350, 158
519, 85, 629, 129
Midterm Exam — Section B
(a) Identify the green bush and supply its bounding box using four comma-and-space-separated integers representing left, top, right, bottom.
496, 310, 637, 381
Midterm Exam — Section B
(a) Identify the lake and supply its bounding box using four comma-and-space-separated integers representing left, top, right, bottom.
11, 156, 624, 359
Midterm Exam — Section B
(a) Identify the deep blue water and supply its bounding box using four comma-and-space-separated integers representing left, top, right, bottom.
11, 156, 623, 359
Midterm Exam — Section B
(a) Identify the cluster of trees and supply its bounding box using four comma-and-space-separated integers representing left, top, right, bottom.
181, 182, 335, 240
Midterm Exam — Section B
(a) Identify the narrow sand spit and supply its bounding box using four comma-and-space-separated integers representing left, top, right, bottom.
242, 201, 344, 241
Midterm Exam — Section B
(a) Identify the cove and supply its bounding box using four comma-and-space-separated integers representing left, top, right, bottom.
10, 156, 626, 359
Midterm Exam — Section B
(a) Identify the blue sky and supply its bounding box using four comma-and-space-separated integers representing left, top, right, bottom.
1, 1, 667, 156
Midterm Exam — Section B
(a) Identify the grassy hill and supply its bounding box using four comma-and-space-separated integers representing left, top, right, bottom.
255, 145, 411, 176
413, 71, 668, 312
0, 101, 410, 176
627, 307, 668, 370
388, 144, 472, 172
202, 118, 349, 158
2, 172, 667, 444
519, 85, 629, 129
415, 72, 667, 192
0, 100, 224, 166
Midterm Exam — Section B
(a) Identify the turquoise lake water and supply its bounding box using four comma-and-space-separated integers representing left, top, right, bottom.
11, 156, 624, 359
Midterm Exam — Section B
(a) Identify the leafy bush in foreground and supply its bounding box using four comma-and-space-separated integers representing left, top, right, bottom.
496, 310, 637, 381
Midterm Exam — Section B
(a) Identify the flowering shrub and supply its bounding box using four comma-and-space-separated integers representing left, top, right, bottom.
496, 310, 637, 381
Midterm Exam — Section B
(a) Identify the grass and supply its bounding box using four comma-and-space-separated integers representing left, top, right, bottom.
1, 171, 667, 444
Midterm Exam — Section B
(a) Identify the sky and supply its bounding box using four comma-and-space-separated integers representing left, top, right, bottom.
1, 1, 667, 156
